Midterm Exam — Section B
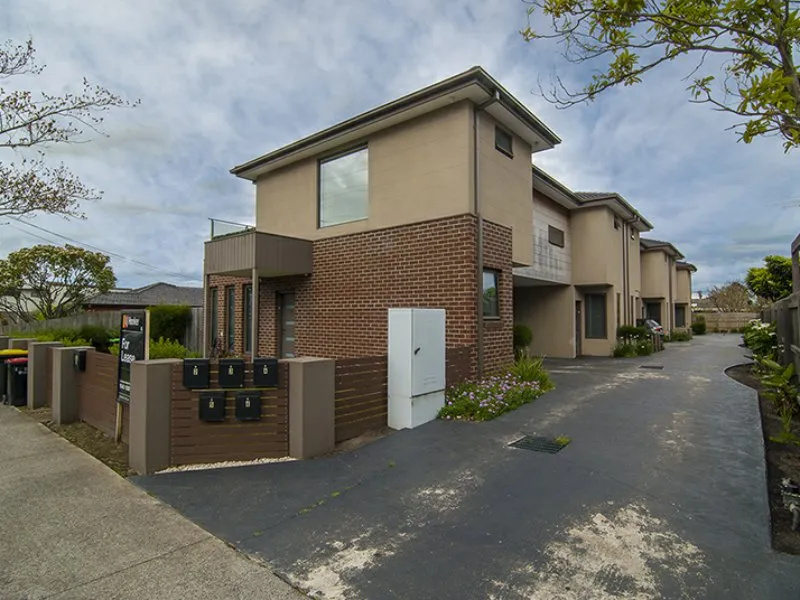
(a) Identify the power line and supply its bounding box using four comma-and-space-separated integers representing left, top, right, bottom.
5, 218, 201, 282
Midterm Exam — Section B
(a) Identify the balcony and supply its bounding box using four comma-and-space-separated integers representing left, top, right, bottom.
204, 218, 313, 278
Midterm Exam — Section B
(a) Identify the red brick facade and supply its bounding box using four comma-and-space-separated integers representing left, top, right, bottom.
207, 214, 513, 376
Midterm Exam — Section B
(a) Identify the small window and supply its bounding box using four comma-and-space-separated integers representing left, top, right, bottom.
494, 126, 513, 157
209, 287, 219, 348
243, 284, 252, 353
225, 286, 235, 352
548, 225, 565, 248
585, 293, 607, 339
675, 305, 686, 328
319, 147, 369, 228
483, 270, 500, 318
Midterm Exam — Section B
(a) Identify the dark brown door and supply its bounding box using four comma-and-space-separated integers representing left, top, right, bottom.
278, 293, 296, 358
575, 300, 582, 356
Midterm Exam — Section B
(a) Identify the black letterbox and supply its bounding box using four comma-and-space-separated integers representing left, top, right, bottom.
73, 350, 87, 372
218, 358, 245, 388
253, 357, 279, 388
199, 391, 226, 422
235, 392, 261, 421
183, 359, 210, 389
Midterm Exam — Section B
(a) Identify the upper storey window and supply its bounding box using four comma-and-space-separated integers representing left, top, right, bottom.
319, 147, 368, 227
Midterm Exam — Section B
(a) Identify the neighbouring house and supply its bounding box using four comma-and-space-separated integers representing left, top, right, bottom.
675, 261, 697, 329
639, 238, 686, 333
84, 282, 204, 311
202, 66, 697, 370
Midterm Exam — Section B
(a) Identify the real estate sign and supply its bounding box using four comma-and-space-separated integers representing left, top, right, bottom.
117, 310, 148, 404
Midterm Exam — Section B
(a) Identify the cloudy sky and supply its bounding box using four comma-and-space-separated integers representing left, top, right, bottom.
0, 0, 796, 294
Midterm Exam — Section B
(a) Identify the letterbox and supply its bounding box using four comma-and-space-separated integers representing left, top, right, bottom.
218, 358, 245, 388
199, 391, 226, 422
235, 391, 261, 421
183, 359, 210, 389
73, 350, 87, 372
253, 357, 279, 388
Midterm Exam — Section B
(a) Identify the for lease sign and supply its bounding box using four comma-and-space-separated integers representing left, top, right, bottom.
117, 311, 148, 404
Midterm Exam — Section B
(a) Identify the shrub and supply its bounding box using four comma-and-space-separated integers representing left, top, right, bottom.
670, 330, 692, 342
513, 324, 533, 357
439, 366, 553, 422
613, 341, 638, 358
110, 337, 201, 359
743, 319, 777, 360
691, 316, 707, 335
617, 325, 649, 341
508, 356, 555, 392
636, 338, 654, 356
77, 324, 115, 352
756, 357, 800, 445
149, 305, 192, 344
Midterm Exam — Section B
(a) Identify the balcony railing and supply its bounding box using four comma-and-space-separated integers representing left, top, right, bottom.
209, 218, 254, 240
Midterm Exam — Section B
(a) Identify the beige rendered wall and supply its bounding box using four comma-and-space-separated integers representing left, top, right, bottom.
513, 285, 575, 358
576, 286, 617, 356
572, 207, 619, 286
628, 228, 642, 324
255, 101, 472, 240
641, 251, 670, 299
514, 191, 571, 283
677, 270, 691, 303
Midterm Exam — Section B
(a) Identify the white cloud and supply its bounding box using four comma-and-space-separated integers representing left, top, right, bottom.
0, 0, 795, 292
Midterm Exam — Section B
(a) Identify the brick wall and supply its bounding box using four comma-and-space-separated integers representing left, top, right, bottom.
482, 220, 514, 372
208, 214, 515, 377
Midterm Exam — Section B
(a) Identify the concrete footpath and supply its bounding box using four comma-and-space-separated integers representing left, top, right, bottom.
0, 405, 304, 600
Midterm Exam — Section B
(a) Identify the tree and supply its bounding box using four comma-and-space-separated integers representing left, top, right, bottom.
707, 281, 754, 311
521, 0, 800, 151
0, 38, 135, 219
746, 255, 793, 301
0, 244, 116, 322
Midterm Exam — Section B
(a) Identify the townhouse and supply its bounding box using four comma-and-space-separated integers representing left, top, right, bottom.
202, 66, 695, 374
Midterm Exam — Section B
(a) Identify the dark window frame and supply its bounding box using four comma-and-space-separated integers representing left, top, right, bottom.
494, 126, 513, 158
483, 269, 500, 319
548, 225, 565, 248
243, 284, 253, 354
209, 287, 219, 348
317, 144, 369, 229
585, 293, 607, 339
225, 285, 235, 352
675, 304, 687, 328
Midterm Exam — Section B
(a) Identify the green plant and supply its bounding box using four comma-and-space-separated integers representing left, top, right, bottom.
691, 316, 707, 335
110, 337, 201, 359
635, 338, 654, 356
743, 319, 778, 360
149, 305, 192, 344
554, 435, 571, 447
756, 357, 799, 444
513, 324, 533, 358
617, 325, 649, 341
508, 356, 555, 392
77, 324, 114, 352
612, 341, 638, 358
670, 330, 692, 342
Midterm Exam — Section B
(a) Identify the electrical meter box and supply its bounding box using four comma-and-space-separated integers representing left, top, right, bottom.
183, 359, 210, 389
387, 308, 446, 430
253, 357, 279, 387
199, 391, 226, 422
235, 391, 262, 421
218, 358, 245, 388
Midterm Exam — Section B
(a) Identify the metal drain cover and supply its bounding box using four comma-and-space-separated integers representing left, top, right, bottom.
509, 436, 566, 454
639, 365, 664, 370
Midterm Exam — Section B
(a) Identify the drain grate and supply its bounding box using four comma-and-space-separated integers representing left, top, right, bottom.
509, 435, 566, 454
639, 365, 664, 370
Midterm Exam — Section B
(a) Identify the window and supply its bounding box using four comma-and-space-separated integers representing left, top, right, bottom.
494, 126, 513, 157
319, 147, 368, 227
548, 225, 565, 248
243, 284, 252, 353
585, 293, 607, 339
675, 305, 686, 328
209, 287, 218, 347
483, 270, 500, 318
225, 286, 235, 351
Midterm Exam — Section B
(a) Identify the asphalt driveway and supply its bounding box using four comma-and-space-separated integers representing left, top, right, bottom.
134, 335, 800, 599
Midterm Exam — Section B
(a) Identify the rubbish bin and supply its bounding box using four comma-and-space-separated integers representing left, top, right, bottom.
0, 349, 28, 405
6, 357, 29, 407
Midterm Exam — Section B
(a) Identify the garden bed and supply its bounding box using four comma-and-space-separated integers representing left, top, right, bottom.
726, 363, 800, 554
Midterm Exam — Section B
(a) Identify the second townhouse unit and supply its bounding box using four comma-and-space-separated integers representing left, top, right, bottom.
202, 67, 696, 373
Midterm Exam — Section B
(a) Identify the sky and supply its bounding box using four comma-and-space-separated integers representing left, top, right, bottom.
0, 0, 796, 295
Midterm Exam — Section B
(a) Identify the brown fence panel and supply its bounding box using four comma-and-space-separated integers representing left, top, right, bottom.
170, 362, 289, 466
76, 351, 128, 443
696, 311, 758, 332
335, 356, 387, 443
446, 346, 472, 387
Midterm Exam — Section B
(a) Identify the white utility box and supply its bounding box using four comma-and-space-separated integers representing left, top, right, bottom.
387, 308, 446, 430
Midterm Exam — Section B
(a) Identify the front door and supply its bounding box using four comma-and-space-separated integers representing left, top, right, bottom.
575, 300, 582, 357
278, 293, 296, 358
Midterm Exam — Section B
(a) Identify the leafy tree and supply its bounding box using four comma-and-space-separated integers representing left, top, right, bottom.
521, 0, 800, 150
746, 255, 793, 301
0, 38, 135, 218
0, 244, 116, 322
707, 281, 754, 311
